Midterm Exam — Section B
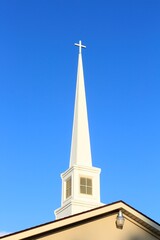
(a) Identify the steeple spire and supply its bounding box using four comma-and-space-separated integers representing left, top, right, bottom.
70, 41, 92, 167
54, 41, 102, 219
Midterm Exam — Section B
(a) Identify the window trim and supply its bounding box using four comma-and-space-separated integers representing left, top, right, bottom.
80, 177, 92, 195
65, 177, 72, 199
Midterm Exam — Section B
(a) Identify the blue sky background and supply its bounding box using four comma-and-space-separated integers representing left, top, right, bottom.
0, 0, 160, 235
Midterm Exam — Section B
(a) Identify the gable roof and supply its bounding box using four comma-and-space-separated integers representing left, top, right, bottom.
1, 200, 159, 240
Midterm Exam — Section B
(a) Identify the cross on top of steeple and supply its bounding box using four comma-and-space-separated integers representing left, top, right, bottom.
75, 40, 86, 54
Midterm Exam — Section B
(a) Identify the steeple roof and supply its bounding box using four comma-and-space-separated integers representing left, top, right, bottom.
69, 41, 92, 167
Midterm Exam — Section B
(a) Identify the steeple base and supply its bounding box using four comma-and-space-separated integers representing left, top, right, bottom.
54, 165, 102, 220
55, 199, 103, 219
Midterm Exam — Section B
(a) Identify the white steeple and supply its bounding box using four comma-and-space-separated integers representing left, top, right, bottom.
70, 41, 92, 167
54, 41, 102, 219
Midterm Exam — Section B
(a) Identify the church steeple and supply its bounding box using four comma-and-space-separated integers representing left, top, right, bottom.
70, 41, 92, 167
54, 41, 102, 219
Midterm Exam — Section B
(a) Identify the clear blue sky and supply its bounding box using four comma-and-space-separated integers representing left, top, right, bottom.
0, 0, 160, 235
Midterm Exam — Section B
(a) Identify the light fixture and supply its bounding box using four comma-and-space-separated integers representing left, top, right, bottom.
116, 210, 125, 229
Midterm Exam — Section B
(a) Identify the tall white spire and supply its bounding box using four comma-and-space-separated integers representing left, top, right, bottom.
54, 41, 102, 219
70, 40, 92, 167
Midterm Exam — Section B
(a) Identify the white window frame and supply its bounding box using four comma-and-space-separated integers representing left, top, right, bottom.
80, 177, 92, 195
66, 177, 72, 199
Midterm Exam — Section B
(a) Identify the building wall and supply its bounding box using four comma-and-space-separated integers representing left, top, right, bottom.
37, 213, 159, 240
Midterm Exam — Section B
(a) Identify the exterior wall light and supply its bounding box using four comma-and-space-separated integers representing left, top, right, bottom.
116, 210, 125, 229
